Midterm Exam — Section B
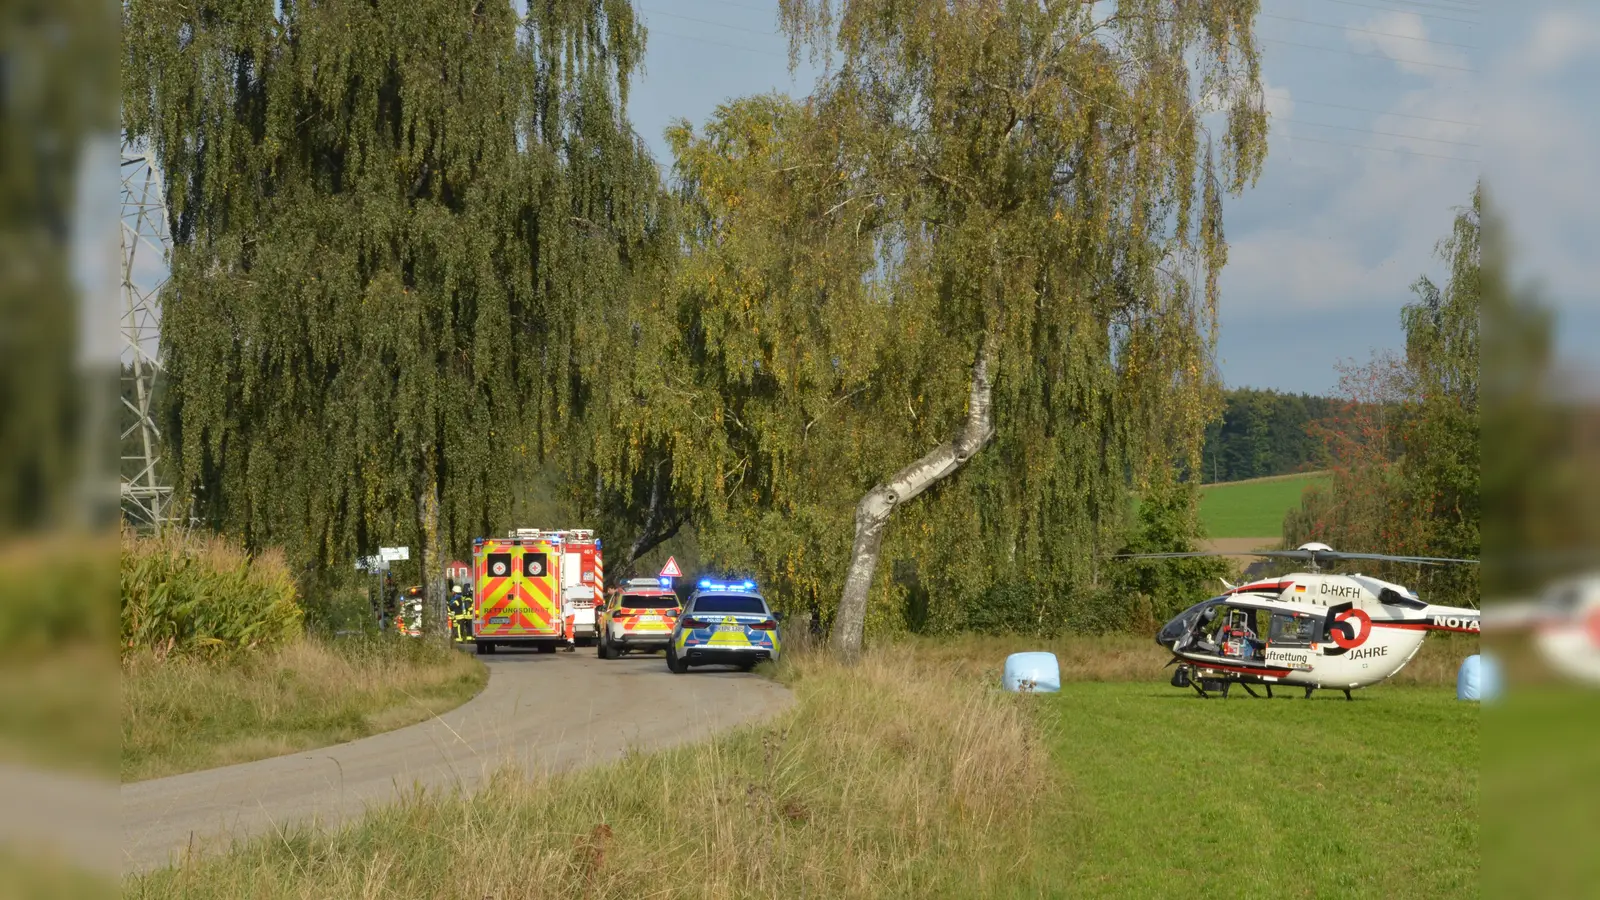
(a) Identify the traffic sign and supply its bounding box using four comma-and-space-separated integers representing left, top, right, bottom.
379, 546, 410, 561
659, 556, 682, 578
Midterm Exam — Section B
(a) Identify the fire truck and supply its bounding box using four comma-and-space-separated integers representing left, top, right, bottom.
469, 529, 604, 654
553, 529, 605, 646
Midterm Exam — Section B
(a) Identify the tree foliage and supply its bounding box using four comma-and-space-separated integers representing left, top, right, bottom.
1199, 388, 1342, 483
603, 0, 1269, 646
123, 0, 671, 613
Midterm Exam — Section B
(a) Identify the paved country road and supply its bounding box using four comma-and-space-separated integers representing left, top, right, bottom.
121, 650, 793, 876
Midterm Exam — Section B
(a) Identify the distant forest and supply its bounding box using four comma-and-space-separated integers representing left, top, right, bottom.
1199, 388, 1341, 484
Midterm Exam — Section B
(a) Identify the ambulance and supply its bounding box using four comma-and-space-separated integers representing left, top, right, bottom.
470, 530, 565, 654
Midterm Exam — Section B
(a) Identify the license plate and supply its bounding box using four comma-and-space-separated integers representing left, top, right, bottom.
639, 615, 662, 623
488, 616, 511, 625
714, 624, 744, 633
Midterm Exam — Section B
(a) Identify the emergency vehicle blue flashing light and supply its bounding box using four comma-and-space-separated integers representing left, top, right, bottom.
695, 579, 759, 593
659, 576, 673, 589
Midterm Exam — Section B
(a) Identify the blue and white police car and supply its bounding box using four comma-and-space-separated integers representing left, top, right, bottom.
666, 578, 783, 674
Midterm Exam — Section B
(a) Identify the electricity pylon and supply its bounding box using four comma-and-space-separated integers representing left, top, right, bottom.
120, 146, 173, 530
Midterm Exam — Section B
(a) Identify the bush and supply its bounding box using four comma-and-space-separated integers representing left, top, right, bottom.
120, 527, 303, 658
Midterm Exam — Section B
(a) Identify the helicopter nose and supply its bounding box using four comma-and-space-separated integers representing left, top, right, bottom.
1156, 617, 1187, 645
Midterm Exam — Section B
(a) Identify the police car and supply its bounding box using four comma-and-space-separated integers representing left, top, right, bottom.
666, 579, 783, 674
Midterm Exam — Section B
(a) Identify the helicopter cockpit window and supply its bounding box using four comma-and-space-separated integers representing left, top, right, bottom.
1269, 612, 1320, 647
1157, 597, 1228, 648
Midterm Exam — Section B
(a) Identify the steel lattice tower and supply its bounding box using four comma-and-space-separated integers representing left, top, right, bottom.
120, 146, 174, 529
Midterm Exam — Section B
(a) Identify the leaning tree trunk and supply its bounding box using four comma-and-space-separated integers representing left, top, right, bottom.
831, 339, 996, 660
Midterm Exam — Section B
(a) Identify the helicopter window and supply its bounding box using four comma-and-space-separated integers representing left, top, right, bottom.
1157, 597, 1228, 646
1269, 612, 1320, 647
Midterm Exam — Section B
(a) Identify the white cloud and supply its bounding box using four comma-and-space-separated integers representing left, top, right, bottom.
1344, 12, 1471, 82
1520, 9, 1600, 75
1261, 76, 1294, 122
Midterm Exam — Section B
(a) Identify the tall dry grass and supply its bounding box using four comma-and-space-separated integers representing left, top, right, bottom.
122, 635, 485, 782
128, 644, 1051, 899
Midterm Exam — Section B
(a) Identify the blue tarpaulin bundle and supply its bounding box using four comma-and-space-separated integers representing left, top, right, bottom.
1457, 653, 1502, 701
1003, 652, 1060, 693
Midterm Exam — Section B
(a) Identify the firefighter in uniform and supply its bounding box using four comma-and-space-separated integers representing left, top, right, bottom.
448, 584, 473, 643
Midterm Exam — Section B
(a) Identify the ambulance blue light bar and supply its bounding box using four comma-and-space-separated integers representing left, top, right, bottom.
697, 579, 758, 592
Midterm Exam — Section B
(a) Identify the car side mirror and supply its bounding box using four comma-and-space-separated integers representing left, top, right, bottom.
773, 612, 785, 623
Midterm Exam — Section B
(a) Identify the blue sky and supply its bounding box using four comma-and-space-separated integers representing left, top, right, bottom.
624, 0, 1599, 396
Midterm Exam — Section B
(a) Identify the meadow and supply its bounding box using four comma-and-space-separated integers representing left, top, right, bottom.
125, 634, 1476, 898
1199, 471, 1331, 539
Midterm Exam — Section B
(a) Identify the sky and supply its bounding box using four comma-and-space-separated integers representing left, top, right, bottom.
623, 0, 1600, 396
101, 1, 1599, 398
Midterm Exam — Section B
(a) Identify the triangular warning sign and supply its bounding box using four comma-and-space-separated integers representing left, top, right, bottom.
659, 556, 683, 578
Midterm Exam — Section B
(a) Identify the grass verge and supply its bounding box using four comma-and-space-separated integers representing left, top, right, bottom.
1199, 471, 1330, 538
122, 636, 486, 782
127, 644, 1051, 898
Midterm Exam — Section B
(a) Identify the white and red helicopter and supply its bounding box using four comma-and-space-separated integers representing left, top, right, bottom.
1485, 571, 1600, 686
1124, 543, 1480, 700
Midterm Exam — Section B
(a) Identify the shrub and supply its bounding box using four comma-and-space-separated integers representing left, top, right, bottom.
120, 527, 303, 658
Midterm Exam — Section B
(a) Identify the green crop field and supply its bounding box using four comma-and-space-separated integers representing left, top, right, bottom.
1199, 471, 1331, 539
1021, 682, 1477, 898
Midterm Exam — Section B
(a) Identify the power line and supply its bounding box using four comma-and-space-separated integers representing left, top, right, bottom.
1257, 11, 1477, 49
684, 0, 780, 14
1287, 96, 1479, 128
645, 23, 786, 58
1298, 0, 1478, 27
1370, 0, 1482, 17
1259, 35, 1475, 72
640, 5, 780, 37
1282, 117, 1479, 148
1283, 133, 1480, 163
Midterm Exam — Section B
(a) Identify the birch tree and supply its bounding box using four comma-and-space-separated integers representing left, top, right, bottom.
777, 0, 1269, 656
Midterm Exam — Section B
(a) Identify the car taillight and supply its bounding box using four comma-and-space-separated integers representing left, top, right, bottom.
750, 620, 776, 631
681, 617, 707, 629
613, 610, 632, 620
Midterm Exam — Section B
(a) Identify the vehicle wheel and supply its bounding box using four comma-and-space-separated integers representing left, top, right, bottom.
667, 647, 688, 674
536, 643, 556, 654
476, 641, 495, 655
602, 634, 620, 660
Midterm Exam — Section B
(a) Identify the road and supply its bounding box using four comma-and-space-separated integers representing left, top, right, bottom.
120, 649, 793, 876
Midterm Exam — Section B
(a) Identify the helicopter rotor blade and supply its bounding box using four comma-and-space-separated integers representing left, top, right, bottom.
1111, 549, 1477, 566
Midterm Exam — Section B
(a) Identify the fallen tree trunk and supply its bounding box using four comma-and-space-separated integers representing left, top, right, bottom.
830, 338, 996, 660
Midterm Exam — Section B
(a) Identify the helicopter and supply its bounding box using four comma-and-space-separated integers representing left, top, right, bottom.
1485, 571, 1600, 686
1121, 543, 1480, 700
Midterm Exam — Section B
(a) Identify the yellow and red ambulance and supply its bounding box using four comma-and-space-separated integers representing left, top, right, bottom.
470, 530, 564, 654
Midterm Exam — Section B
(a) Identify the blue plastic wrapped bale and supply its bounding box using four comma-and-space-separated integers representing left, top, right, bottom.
1457, 653, 1503, 702
1003, 652, 1061, 693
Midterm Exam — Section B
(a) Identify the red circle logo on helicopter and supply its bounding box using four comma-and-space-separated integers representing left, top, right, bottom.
1330, 608, 1372, 650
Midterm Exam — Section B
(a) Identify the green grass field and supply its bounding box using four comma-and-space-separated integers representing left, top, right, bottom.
1199, 471, 1331, 539
1023, 683, 1477, 898
125, 638, 1477, 898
